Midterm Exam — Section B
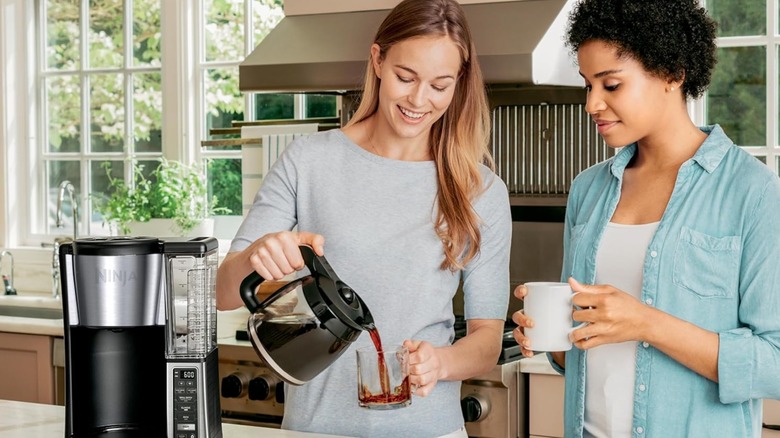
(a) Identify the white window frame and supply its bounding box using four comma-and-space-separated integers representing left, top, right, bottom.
692, 0, 780, 168
0, 0, 312, 251
0, 0, 37, 249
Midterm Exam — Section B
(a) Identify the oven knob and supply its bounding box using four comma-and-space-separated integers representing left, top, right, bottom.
461, 394, 490, 423
248, 374, 280, 401
275, 381, 285, 404
221, 372, 249, 398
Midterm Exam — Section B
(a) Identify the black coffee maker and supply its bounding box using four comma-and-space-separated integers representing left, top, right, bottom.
59, 236, 222, 438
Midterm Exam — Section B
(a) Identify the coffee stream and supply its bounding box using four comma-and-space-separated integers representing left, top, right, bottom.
361, 323, 410, 405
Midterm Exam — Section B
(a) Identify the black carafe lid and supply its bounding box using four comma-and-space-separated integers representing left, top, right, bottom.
298, 246, 374, 340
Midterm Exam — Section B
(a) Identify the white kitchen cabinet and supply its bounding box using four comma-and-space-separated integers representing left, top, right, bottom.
0, 332, 55, 404
528, 372, 780, 438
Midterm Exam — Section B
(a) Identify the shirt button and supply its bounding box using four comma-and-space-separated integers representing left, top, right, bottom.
639, 384, 646, 391
645, 298, 653, 305
650, 250, 658, 258
636, 426, 645, 434
642, 342, 650, 348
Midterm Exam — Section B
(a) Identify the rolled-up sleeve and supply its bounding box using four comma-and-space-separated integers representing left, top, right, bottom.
718, 178, 780, 403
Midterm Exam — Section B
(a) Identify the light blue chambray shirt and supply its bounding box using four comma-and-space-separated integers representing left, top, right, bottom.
553, 125, 780, 437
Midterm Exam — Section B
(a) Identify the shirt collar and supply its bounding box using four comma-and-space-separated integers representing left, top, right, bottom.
609, 124, 733, 179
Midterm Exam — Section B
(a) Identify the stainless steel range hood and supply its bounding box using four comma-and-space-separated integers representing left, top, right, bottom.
239, 0, 581, 93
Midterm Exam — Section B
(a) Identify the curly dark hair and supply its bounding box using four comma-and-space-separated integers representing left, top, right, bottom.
566, 0, 718, 99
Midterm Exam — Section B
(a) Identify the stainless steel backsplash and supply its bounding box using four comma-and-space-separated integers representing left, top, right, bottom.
490, 102, 610, 195
488, 86, 613, 198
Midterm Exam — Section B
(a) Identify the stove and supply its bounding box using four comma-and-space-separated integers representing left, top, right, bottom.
218, 341, 284, 428
455, 317, 527, 438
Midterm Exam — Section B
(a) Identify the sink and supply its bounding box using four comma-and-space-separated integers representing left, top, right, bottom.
0, 305, 63, 320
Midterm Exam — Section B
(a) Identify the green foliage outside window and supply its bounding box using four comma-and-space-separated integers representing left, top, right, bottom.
43, 0, 289, 226
708, 46, 766, 147
705, 0, 769, 148
45, 0, 162, 150
208, 159, 243, 216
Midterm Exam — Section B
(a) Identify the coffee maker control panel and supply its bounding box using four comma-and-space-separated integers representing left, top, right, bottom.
173, 368, 199, 438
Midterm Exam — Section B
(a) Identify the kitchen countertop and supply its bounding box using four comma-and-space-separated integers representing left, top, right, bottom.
0, 297, 254, 339
0, 399, 347, 438
0, 295, 64, 336
520, 353, 559, 375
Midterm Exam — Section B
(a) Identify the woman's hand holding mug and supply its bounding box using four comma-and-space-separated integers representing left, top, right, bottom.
511, 284, 535, 357
512, 281, 581, 370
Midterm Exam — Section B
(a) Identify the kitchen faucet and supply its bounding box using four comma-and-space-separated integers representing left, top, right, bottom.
0, 250, 16, 295
50, 237, 72, 299
56, 180, 79, 241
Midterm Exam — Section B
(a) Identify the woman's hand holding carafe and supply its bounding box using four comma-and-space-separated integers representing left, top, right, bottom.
245, 231, 325, 280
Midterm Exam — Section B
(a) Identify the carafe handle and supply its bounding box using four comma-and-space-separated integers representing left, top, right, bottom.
239, 271, 265, 313
239, 245, 316, 313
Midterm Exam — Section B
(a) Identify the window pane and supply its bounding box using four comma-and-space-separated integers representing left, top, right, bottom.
204, 0, 244, 62
753, 155, 767, 164
89, 0, 124, 69
133, 0, 162, 67
254, 94, 294, 120
306, 94, 338, 118
136, 159, 159, 182
205, 67, 244, 130
707, 46, 766, 146
708, 0, 766, 37
48, 160, 81, 235
47, 75, 82, 153
207, 158, 241, 216
46, 0, 80, 70
90, 73, 125, 152
133, 72, 162, 153
251, 0, 284, 47
89, 159, 122, 229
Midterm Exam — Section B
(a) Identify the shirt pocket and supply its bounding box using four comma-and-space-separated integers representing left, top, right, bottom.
672, 226, 741, 299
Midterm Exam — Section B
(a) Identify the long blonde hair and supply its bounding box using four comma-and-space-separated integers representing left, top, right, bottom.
345, 0, 492, 271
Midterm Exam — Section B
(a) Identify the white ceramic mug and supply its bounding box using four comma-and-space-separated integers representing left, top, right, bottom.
523, 282, 580, 352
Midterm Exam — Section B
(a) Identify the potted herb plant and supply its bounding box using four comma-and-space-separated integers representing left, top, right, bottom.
92, 159, 230, 237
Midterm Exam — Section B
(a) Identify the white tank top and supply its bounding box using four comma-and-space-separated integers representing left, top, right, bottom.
583, 221, 659, 438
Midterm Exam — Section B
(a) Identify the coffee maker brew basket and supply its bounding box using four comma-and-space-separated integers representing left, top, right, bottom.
71, 237, 165, 327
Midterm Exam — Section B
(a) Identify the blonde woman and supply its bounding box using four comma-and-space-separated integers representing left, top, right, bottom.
216, 0, 511, 436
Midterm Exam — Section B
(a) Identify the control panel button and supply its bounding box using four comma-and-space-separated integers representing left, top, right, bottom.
173, 368, 198, 437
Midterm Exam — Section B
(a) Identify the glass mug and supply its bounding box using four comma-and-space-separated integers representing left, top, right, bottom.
356, 345, 411, 409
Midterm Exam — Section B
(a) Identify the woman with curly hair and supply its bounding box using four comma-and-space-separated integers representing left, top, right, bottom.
512, 0, 780, 436
217, 0, 510, 436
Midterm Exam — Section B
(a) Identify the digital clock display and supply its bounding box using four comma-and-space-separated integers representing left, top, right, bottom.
180, 369, 196, 379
